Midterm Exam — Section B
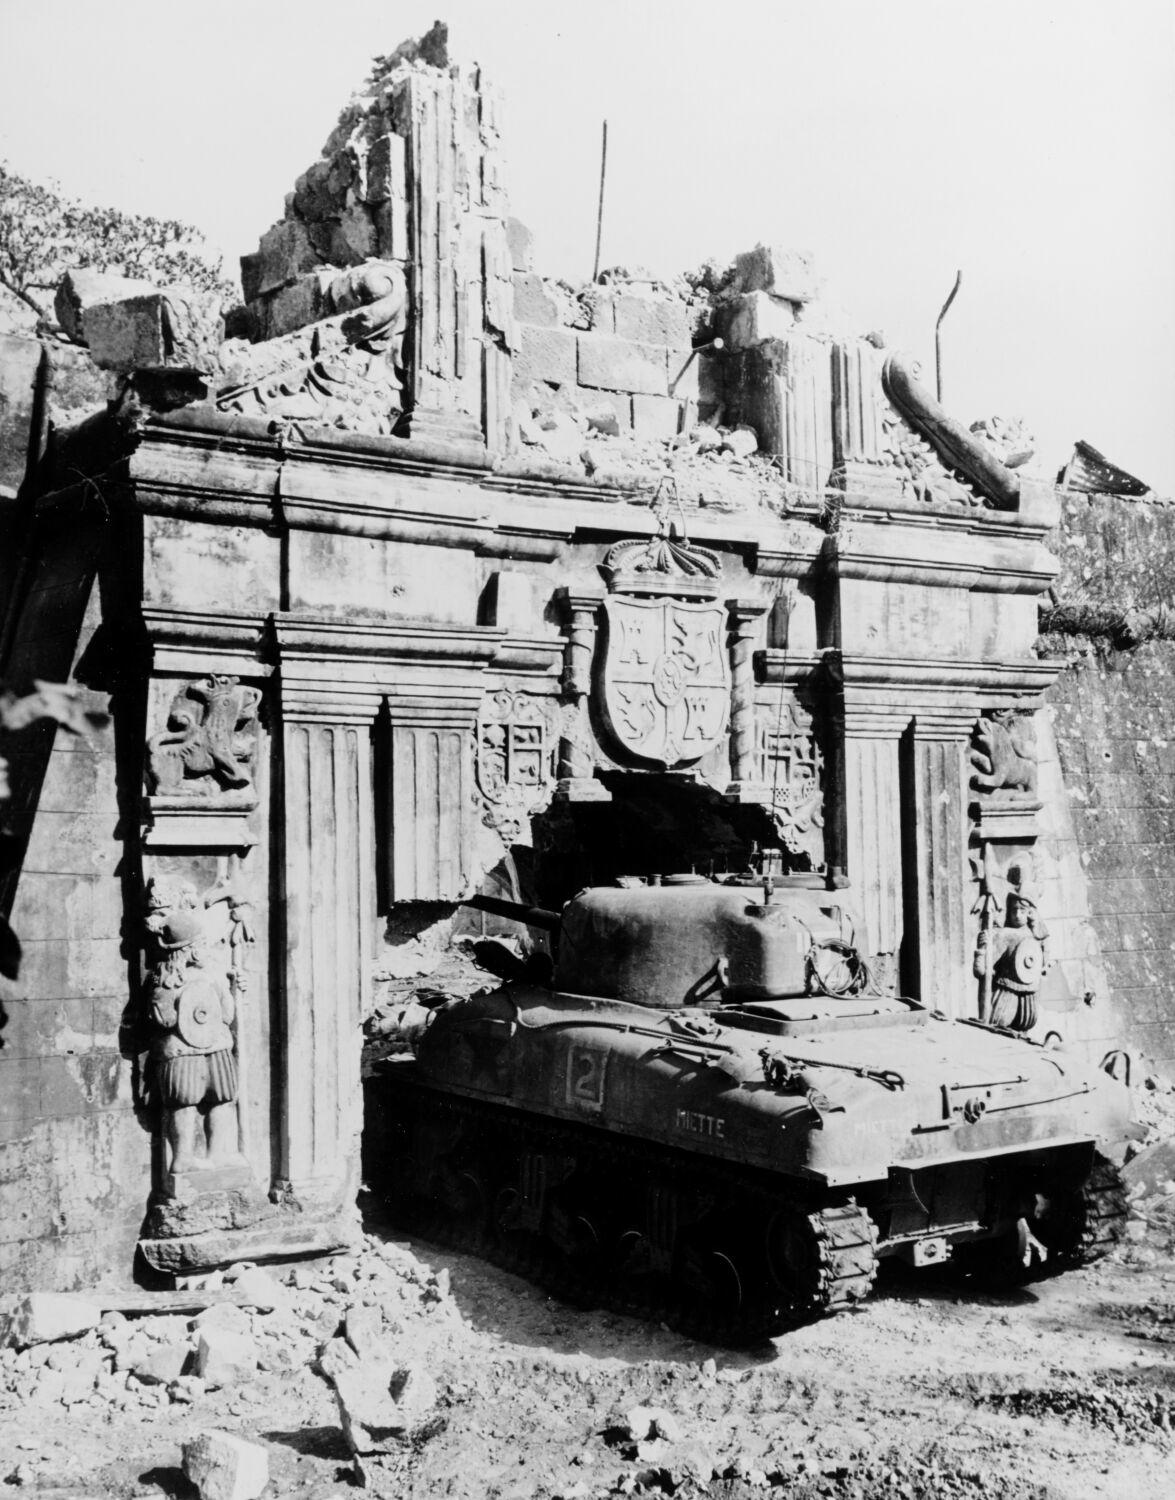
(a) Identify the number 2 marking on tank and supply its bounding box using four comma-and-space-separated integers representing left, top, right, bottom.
566, 1045, 606, 1111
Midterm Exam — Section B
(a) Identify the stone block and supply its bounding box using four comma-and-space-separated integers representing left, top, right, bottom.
9, 872, 124, 943
513, 324, 577, 387
194, 1328, 256, 1388
182, 1431, 269, 1500
344, 1303, 387, 1363
632, 393, 685, 444
331, 200, 379, 265
512, 272, 560, 328
133, 1340, 191, 1385
0, 937, 127, 1003
720, 290, 797, 350
0, 996, 94, 1061
230, 1265, 289, 1310
53, 268, 158, 344
612, 293, 691, 348
732, 244, 817, 303
1, 1293, 102, 1348
577, 334, 667, 396
83, 288, 223, 374
506, 216, 534, 272
256, 219, 318, 295
260, 269, 334, 340
579, 388, 632, 432
334, 1361, 438, 1454
293, 159, 342, 223
191, 1302, 250, 1336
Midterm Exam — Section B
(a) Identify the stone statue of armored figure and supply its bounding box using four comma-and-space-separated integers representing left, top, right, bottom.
974, 861, 1050, 1032
143, 874, 251, 1186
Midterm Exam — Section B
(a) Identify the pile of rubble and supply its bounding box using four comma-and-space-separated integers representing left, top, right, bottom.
0, 1236, 463, 1495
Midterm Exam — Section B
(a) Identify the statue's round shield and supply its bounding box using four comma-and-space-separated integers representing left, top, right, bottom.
175, 978, 223, 1050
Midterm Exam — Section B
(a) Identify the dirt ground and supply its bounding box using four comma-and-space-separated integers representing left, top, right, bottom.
2, 1177, 1173, 1500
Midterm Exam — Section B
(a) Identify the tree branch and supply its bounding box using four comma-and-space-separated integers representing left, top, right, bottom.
0, 271, 47, 318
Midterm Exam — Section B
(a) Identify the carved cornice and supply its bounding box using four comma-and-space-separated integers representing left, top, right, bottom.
141, 608, 273, 678
827, 519, 1058, 596
271, 614, 559, 723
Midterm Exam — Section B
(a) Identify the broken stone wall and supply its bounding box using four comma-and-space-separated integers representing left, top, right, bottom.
1042, 491, 1175, 1074
0, 487, 148, 1289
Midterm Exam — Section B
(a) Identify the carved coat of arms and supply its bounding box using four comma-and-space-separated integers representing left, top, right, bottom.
600, 597, 730, 768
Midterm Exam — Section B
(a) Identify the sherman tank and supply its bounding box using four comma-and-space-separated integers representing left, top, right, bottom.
366, 874, 1131, 1343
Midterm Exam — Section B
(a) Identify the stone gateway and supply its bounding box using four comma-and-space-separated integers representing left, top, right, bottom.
0, 25, 1166, 1292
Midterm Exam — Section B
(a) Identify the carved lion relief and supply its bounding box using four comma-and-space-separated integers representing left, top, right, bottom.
147, 676, 261, 803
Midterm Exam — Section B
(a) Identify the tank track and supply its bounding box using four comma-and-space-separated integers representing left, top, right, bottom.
370, 1078, 878, 1346
1069, 1153, 1129, 1265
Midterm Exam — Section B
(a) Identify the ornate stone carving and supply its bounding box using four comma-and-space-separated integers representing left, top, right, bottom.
970, 710, 1037, 800
974, 858, 1050, 1031
881, 352, 1021, 510
142, 873, 254, 1191
602, 481, 722, 600
758, 698, 826, 869
603, 531, 722, 596
217, 261, 407, 435
476, 690, 558, 841
600, 596, 730, 768
147, 676, 261, 802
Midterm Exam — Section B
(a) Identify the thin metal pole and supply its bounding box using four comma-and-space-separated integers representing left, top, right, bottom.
592, 120, 608, 283
935, 269, 962, 405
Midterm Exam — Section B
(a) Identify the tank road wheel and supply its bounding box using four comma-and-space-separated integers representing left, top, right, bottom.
766, 1203, 879, 1324
1032, 1153, 1129, 1270
677, 1243, 746, 1328
961, 1153, 1129, 1285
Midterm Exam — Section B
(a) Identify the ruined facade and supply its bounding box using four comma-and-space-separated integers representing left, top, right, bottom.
0, 30, 1165, 1288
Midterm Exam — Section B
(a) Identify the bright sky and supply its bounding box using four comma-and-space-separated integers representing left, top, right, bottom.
2, 0, 1173, 493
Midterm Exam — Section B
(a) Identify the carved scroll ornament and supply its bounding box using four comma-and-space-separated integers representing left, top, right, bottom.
216, 260, 408, 435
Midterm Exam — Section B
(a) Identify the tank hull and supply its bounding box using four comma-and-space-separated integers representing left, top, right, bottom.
366, 979, 1131, 1341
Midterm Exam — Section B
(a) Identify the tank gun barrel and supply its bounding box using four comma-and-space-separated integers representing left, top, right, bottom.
462, 894, 562, 933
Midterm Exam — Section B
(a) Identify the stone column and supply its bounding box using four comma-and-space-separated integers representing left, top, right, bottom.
725, 598, 769, 802
904, 712, 973, 1016
276, 702, 374, 1208
841, 704, 908, 974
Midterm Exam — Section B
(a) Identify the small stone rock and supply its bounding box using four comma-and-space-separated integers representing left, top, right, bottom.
317, 1335, 360, 1384
191, 1303, 250, 1336
194, 1329, 257, 1389
60, 1350, 107, 1404
231, 1266, 288, 1310
182, 1430, 269, 1500
0, 1294, 103, 1349
133, 1341, 191, 1386
169, 1374, 206, 1404
721, 424, 759, 459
